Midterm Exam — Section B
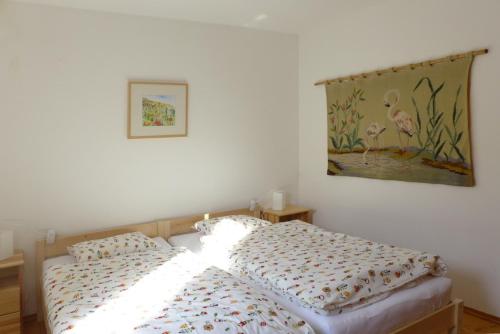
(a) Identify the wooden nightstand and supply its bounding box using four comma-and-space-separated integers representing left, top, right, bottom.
261, 205, 313, 224
0, 251, 24, 334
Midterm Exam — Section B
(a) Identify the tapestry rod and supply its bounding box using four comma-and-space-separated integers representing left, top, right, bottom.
314, 48, 488, 86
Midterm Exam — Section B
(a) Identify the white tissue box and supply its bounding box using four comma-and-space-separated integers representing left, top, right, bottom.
272, 191, 286, 211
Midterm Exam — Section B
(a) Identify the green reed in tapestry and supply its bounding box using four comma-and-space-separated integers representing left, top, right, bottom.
445, 85, 466, 162
328, 88, 366, 152
326, 55, 475, 187
412, 77, 446, 160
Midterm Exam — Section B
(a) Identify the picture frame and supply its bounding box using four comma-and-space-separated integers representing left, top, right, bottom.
128, 81, 188, 139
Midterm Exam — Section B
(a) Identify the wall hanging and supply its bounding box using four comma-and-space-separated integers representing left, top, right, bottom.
316, 49, 488, 187
128, 81, 188, 139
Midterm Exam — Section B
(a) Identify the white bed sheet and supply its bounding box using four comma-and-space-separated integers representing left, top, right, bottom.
167, 231, 452, 334
248, 275, 450, 334
167, 232, 205, 254
42, 236, 171, 273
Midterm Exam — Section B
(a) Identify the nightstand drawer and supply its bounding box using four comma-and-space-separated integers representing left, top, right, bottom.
0, 283, 20, 315
278, 212, 310, 223
0, 312, 21, 334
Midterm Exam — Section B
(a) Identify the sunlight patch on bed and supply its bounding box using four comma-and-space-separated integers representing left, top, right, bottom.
195, 218, 253, 270
199, 218, 252, 270
68, 250, 208, 334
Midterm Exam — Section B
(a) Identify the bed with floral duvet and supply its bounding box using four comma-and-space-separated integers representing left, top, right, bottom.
217, 220, 448, 315
43, 247, 315, 334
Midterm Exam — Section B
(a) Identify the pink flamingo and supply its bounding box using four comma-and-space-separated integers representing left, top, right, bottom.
363, 122, 386, 165
384, 89, 415, 152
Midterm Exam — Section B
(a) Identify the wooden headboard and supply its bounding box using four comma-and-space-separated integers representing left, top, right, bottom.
157, 207, 258, 239
36, 207, 260, 323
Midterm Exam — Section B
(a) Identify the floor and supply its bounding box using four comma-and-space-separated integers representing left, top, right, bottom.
462, 313, 500, 334
24, 313, 500, 334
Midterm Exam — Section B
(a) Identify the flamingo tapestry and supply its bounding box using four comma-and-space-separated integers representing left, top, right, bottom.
326, 55, 475, 186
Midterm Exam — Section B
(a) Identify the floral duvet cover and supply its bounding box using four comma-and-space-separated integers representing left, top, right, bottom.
227, 221, 447, 315
43, 248, 314, 334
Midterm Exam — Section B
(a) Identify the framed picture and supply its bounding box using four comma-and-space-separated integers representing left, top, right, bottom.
128, 81, 188, 138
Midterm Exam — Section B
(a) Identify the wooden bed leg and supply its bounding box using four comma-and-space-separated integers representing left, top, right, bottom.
451, 299, 464, 334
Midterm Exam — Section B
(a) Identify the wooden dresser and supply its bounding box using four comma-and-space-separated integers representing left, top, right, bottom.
0, 251, 24, 334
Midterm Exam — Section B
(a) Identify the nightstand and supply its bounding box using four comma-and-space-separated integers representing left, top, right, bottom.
0, 251, 24, 334
261, 205, 313, 224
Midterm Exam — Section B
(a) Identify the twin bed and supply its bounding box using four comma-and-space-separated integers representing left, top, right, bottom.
36, 208, 463, 334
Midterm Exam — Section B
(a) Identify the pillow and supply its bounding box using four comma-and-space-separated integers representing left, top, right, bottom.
68, 232, 158, 262
194, 215, 271, 235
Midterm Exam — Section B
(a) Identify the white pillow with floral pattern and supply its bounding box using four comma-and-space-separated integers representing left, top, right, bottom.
68, 232, 158, 262
194, 215, 271, 235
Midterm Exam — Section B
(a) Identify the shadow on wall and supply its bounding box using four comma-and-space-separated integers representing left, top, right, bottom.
449, 269, 491, 312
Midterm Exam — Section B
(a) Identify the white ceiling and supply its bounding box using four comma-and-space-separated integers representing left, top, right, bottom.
10, 0, 368, 34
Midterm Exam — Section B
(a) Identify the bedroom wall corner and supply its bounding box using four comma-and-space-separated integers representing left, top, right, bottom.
297, 0, 500, 317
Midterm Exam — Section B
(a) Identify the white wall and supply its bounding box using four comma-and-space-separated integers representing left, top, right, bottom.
0, 2, 298, 315
2, 0, 499, 319
298, 0, 500, 316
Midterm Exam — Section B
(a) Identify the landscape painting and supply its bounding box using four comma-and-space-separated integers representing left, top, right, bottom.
326, 56, 475, 186
142, 95, 176, 127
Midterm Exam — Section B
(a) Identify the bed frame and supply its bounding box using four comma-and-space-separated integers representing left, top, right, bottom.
36, 207, 463, 334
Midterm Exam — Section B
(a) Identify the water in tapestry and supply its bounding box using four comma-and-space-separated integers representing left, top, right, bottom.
326, 56, 475, 186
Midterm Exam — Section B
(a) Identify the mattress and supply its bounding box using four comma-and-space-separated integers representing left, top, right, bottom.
166, 231, 452, 334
